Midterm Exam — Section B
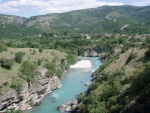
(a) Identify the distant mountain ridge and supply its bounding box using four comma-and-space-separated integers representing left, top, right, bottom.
0, 5, 150, 38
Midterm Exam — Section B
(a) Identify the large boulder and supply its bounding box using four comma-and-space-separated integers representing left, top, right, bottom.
65, 100, 72, 105
85, 82, 91, 86
57, 99, 79, 112
57, 104, 66, 112
71, 104, 78, 111
72, 99, 78, 105
66, 106, 71, 112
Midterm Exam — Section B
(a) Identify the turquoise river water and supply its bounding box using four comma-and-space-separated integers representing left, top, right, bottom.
28, 57, 102, 113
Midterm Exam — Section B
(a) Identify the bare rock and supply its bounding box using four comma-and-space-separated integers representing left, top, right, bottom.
66, 106, 71, 112
57, 104, 66, 112
0, 65, 62, 112
35, 101, 41, 106
72, 99, 78, 105
71, 104, 78, 111
85, 82, 91, 86
0, 90, 18, 111
65, 100, 72, 105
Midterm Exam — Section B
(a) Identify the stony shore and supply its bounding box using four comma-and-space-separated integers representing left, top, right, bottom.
57, 99, 79, 112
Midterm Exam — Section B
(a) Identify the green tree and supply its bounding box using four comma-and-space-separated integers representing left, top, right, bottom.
15, 52, 25, 63
10, 80, 22, 94
20, 61, 37, 83
45, 69, 55, 78
131, 62, 150, 93
37, 58, 42, 66
4, 110, 22, 113
39, 47, 43, 53
55, 68, 63, 78
145, 37, 150, 49
0, 58, 14, 70
44, 62, 55, 69
0, 43, 8, 52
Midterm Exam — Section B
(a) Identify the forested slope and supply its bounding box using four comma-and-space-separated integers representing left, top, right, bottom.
76, 36, 150, 113
0, 5, 150, 38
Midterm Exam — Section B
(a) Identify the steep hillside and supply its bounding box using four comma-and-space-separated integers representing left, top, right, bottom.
75, 36, 150, 113
0, 48, 66, 94
0, 14, 26, 25
25, 5, 150, 34
0, 5, 150, 38
0, 48, 70, 112
0, 15, 41, 38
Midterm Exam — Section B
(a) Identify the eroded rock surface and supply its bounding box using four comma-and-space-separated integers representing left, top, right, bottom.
0, 68, 61, 112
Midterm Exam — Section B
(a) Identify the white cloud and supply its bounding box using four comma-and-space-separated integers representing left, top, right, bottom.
39, 0, 124, 14
131, 0, 150, 6
0, 0, 124, 17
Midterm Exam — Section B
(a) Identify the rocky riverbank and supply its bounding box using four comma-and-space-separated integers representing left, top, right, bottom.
83, 50, 107, 62
57, 99, 79, 112
0, 69, 61, 112
57, 58, 101, 113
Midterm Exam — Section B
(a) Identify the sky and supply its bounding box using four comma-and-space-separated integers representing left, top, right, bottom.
0, 0, 150, 18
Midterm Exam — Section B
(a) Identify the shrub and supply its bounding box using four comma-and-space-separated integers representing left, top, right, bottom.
44, 62, 56, 70
45, 69, 55, 78
15, 51, 25, 63
55, 68, 63, 78
10, 80, 22, 94
37, 58, 42, 66
32, 49, 36, 54
20, 61, 37, 83
0, 43, 8, 52
125, 51, 137, 65
0, 58, 14, 70
39, 47, 43, 53
29, 99, 34, 107
131, 62, 150, 93
145, 49, 150, 58
4, 110, 22, 113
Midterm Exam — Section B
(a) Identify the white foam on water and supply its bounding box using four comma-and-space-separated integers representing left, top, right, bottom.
52, 93, 60, 99
83, 68, 91, 72
70, 60, 92, 69
91, 69, 95, 72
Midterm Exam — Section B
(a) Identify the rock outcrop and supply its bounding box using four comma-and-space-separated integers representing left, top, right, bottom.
85, 82, 91, 86
57, 99, 78, 112
0, 68, 61, 112
83, 50, 99, 57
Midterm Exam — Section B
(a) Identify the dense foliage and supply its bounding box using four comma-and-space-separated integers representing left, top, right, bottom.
4, 110, 22, 113
10, 79, 22, 94
0, 6, 150, 38
20, 60, 37, 83
0, 58, 14, 70
0, 43, 8, 52
15, 52, 25, 63
76, 36, 150, 113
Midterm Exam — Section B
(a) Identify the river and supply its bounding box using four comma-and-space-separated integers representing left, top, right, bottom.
28, 57, 102, 113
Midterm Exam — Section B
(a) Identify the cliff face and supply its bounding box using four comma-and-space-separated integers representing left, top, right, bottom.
0, 69, 61, 112
0, 15, 26, 25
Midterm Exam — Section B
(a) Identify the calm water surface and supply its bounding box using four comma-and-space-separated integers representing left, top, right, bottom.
28, 57, 102, 113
